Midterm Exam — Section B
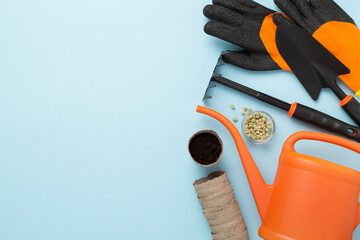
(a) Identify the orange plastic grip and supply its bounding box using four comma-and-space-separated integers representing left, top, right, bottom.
340, 95, 353, 107
288, 102, 297, 117
282, 131, 360, 229
196, 105, 273, 220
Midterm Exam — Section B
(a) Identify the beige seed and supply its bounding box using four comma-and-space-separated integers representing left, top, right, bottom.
243, 111, 273, 142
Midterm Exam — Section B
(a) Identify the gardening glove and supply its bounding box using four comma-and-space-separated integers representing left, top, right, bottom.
203, 0, 293, 71
275, 0, 360, 95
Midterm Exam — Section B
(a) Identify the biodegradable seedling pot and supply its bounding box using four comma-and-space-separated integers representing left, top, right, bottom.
197, 105, 360, 240
188, 130, 223, 167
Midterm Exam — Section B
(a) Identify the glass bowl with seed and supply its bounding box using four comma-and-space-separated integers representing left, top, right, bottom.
241, 111, 275, 144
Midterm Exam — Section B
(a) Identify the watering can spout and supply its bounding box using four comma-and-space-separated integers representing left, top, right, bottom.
196, 106, 273, 220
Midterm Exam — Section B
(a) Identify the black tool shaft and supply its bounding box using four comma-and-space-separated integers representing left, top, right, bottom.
212, 76, 291, 111
275, 25, 360, 126
293, 103, 360, 142
211, 75, 360, 142
327, 77, 360, 126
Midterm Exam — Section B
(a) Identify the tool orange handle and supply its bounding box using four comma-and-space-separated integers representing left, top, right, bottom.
196, 105, 273, 220
282, 131, 360, 228
339, 95, 360, 126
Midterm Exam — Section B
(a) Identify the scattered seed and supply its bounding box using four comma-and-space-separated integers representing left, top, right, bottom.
233, 117, 238, 122
241, 110, 245, 115
249, 108, 252, 112
231, 105, 235, 110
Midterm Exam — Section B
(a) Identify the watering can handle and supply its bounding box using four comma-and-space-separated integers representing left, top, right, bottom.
282, 131, 360, 154
282, 131, 360, 228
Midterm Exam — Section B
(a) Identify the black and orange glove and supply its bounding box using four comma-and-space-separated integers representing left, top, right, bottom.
274, 0, 360, 95
203, 0, 292, 71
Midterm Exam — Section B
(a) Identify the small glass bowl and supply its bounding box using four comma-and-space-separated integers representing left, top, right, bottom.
241, 111, 275, 144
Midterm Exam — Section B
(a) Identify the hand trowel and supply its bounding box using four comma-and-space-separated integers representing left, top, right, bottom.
275, 25, 360, 126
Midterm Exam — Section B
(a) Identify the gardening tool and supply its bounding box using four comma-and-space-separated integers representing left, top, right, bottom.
275, 0, 360, 95
204, 0, 360, 95
203, 53, 360, 142
275, 24, 360, 126
204, 0, 360, 126
197, 105, 360, 240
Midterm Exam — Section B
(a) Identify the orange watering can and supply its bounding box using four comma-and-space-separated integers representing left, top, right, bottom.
197, 105, 360, 240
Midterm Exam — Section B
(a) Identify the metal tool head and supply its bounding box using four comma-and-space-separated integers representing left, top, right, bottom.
202, 51, 228, 101
276, 25, 350, 100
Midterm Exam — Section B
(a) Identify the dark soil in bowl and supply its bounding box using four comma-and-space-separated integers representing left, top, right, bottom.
189, 133, 222, 165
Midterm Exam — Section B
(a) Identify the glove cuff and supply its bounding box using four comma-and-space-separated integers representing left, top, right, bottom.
313, 21, 360, 94
260, 12, 291, 71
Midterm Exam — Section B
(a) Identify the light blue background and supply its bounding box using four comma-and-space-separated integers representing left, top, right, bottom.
1, 0, 360, 239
